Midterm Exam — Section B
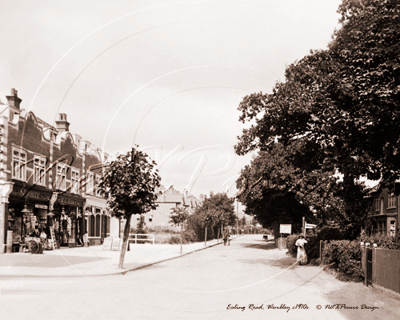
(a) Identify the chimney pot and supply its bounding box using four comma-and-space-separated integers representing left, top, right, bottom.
6, 88, 22, 109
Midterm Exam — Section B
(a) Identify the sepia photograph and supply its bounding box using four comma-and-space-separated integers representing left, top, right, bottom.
0, 0, 399, 319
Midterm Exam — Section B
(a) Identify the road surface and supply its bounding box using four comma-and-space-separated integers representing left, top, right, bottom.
1, 235, 399, 320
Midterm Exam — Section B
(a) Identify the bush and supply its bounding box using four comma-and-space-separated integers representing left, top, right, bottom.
359, 234, 399, 249
182, 229, 197, 243
165, 235, 182, 244
286, 234, 300, 255
322, 240, 363, 282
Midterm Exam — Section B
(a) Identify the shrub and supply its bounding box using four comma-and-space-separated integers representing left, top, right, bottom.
359, 234, 399, 249
182, 229, 197, 243
286, 234, 300, 255
322, 240, 363, 282
165, 235, 182, 244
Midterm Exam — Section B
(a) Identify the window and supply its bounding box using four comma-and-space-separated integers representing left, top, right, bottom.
34, 156, 46, 186
95, 175, 102, 197
373, 198, 380, 211
86, 172, 94, 194
56, 164, 67, 191
388, 194, 396, 208
71, 169, 80, 194
12, 148, 26, 181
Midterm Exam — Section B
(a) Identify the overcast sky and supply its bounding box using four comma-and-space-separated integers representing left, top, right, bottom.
0, 0, 342, 199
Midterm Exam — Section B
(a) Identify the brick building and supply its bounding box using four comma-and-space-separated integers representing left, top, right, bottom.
0, 88, 116, 253
368, 184, 399, 239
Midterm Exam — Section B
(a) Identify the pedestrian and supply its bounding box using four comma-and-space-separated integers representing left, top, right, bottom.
223, 230, 228, 246
295, 235, 307, 265
227, 232, 230, 246
39, 228, 47, 254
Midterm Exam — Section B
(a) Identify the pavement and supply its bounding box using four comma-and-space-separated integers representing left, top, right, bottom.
0, 237, 232, 278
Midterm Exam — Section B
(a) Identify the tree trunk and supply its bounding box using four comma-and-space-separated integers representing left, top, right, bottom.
118, 214, 131, 269
204, 227, 207, 246
217, 225, 220, 243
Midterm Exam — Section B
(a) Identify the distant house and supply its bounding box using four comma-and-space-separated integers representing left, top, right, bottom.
367, 184, 399, 238
131, 185, 201, 232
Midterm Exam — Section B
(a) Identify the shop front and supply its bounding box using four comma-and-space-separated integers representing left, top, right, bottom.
84, 195, 111, 246
51, 194, 86, 248
7, 182, 52, 252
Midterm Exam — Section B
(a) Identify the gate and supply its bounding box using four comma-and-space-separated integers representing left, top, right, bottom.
366, 248, 373, 286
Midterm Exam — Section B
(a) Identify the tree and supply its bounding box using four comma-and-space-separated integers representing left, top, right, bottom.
170, 206, 189, 254
235, 0, 399, 238
195, 193, 236, 243
98, 147, 161, 268
199, 210, 214, 246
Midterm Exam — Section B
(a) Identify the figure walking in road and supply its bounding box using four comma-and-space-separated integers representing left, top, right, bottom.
295, 235, 307, 265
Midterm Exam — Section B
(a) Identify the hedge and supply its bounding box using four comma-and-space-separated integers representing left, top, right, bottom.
322, 240, 363, 282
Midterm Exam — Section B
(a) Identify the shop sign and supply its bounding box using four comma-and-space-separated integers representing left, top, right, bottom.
58, 195, 84, 207
12, 185, 51, 201
35, 204, 48, 209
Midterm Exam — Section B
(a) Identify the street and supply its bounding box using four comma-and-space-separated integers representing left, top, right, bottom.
1, 235, 399, 320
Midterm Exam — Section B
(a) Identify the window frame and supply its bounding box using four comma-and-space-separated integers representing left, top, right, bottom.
12, 147, 27, 181
33, 155, 46, 186
388, 194, 396, 208
71, 168, 80, 194
86, 171, 94, 195
373, 198, 380, 212
95, 174, 102, 197
55, 163, 68, 191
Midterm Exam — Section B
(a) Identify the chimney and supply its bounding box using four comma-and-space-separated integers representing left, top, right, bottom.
6, 88, 22, 109
56, 113, 70, 132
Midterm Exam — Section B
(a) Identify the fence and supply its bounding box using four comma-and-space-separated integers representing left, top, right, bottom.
128, 234, 155, 245
361, 245, 400, 295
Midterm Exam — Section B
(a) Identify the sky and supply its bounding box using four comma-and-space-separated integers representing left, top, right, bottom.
0, 0, 343, 201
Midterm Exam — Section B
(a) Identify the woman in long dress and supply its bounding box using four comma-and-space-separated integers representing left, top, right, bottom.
295, 235, 308, 265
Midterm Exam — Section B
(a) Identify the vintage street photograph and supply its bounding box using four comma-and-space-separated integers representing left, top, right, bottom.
1, 0, 399, 319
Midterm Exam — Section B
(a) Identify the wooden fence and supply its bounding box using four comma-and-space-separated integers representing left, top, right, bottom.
361, 245, 400, 295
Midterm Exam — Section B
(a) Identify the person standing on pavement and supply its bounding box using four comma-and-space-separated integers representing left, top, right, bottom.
223, 229, 228, 246
295, 235, 307, 265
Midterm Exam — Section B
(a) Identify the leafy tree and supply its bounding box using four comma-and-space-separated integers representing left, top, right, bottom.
98, 147, 161, 268
235, 0, 398, 238
195, 193, 236, 242
170, 206, 189, 254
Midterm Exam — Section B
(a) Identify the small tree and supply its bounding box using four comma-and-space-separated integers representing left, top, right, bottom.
170, 206, 189, 254
98, 147, 161, 269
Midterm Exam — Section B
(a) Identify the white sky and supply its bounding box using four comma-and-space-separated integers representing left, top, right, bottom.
0, 0, 342, 199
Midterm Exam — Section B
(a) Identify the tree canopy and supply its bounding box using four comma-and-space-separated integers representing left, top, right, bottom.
236, 0, 399, 185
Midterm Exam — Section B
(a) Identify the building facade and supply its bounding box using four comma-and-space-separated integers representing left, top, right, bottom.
131, 185, 201, 232
368, 185, 399, 239
0, 88, 116, 253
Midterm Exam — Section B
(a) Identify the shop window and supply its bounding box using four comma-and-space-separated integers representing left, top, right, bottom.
95, 215, 101, 237
71, 169, 80, 194
388, 194, 396, 208
56, 164, 68, 191
89, 215, 95, 237
34, 156, 46, 186
86, 172, 94, 195
12, 148, 26, 181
